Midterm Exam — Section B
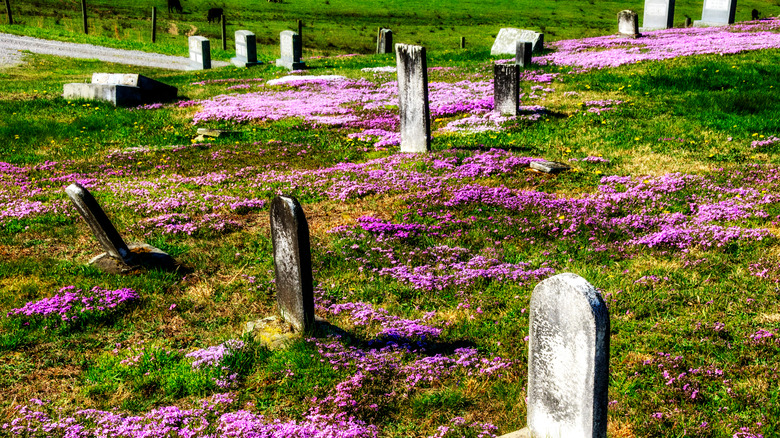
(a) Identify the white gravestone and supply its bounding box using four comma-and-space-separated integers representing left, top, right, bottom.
694, 0, 737, 26
494, 64, 519, 116
232, 30, 262, 67
516, 41, 532, 68
617, 10, 641, 38
641, 0, 675, 30
275, 30, 305, 71
491, 28, 544, 55
395, 44, 431, 153
188, 36, 211, 70
377, 28, 393, 54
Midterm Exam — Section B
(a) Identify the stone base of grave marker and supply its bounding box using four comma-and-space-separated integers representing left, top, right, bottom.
90, 242, 175, 274
275, 59, 306, 70
530, 160, 570, 173
62, 73, 177, 107
231, 58, 263, 67
491, 28, 544, 55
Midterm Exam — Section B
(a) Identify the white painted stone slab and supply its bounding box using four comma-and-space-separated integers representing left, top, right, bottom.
395, 44, 431, 153
491, 28, 544, 55
188, 36, 211, 70
641, 0, 675, 30
694, 0, 736, 26
266, 75, 347, 86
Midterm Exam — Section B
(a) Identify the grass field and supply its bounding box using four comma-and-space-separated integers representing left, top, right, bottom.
2, 5, 780, 438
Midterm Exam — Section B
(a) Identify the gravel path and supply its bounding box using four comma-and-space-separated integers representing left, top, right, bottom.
0, 32, 230, 70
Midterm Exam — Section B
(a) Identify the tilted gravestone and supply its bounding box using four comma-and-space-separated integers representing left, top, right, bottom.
641, 0, 676, 31
516, 41, 532, 68
376, 28, 393, 54
270, 195, 315, 332
232, 30, 262, 67
491, 28, 544, 55
188, 35, 212, 70
395, 44, 431, 153
494, 64, 520, 116
62, 73, 177, 107
694, 0, 737, 26
276, 30, 306, 71
618, 10, 641, 38
65, 183, 174, 274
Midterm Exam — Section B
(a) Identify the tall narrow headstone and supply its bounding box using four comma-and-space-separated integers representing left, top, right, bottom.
232, 30, 261, 67
526, 273, 610, 438
275, 30, 305, 70
694, 0, 737, 26
618, 10, 641, 37
641, 0, 675, 30
65, 183, 131, 262
494, 64, 519, 116
395, 44, 431, 153
376, 28, 393, 54
270, 196, 315, 332
515, 41, 532, 67
188, 36, 211, 70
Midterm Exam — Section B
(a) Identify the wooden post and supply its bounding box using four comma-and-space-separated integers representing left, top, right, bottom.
151, 7, 157, 43
460, 36, 465, 49
81, 0, 88, 34
4, 0, 12, 25
297, 19, 302, 38
221, 14, 226, 50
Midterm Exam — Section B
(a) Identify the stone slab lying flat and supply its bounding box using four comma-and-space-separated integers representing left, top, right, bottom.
63, 73, 178, 107
491, 28, 544, 55
530, 160, 571, 173
92, 73, 177, 101
266, 75, 347, 86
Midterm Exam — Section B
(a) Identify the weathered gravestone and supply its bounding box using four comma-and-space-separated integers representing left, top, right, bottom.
694, 0, 737, 26
270, 195, 314, 332
618, 10, 641, 38
376, 28, 393, 54
494, 64, 519, 116
65, 183, 174, 274
395, 43, 431, 153
641, 0, 676, 31
516, 41, 532, 68
62, 73, 177, 107
530, 160, 570, 174
231, 30, 262, 67
188, 35, 211, 70
491, 28, 544, 55
275, 30, 306, 70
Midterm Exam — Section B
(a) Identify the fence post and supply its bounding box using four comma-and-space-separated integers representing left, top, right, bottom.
221, 14, 227, 50
81, 0, 88, 34
297, 19, 302, 38
151, 7, 157, 43
4, 0, 12, 25
460, 36, 465, 49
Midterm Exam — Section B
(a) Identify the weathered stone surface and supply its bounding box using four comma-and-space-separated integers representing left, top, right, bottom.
188, 35, 211, 70
641, 0, 676, 31
270, 195, 314, 332
527, 273, 609, 438
243, 316, 298, 349
618, 10, 641, 37
266, 75, 347, 86
491, 28, 544, 55
89, 242, 176, 274
498, 429, 531, 438
395, 43, 431, 153
694, 0, 737, 26
515, 41, 532, 67
530, 160, 570, 174
494, 64, 519, 116
275, 30, 306, 71
195, 128, 240, 138
91, 72, 177, 102
63, 83, 141, 107
231, 30, 262, 67
376, 28, 393, 54
66, 183, 131, 262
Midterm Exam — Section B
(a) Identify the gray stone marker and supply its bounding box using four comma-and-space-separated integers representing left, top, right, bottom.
270, 195, 314, 332
618, 10, 641, 38
494, 64, 519, 116
395, 43, 431, 153
491, 28, 544, 55
231, 30, 262, 67
63, 73, 178, 107
694, 0, 737, 26
530, 160, 570, 174
65, 183, 174, 274
188, 35, 211, 70
275, 30, 306, 71
376, 28, 393, 54
526, 273, 610, 438
516, 41, 532, 67
641, 0, 675, 31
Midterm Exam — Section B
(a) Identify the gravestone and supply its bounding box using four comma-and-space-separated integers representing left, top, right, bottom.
395, 43, 431, 153
65, 183, 174, 274
270, 195, 315, 332
641, 0, 675, 30
530, 160, 570, 174
275, 30, 306, 70
516, 41, 532, 67
188, 35, 211, 70
376, 28, 393, 54
231, 30, 262, 67
526, 273, 610, 438
494, 64, 519, 116
618, 10, 641, 38
694, 0, 737, 26
491, 28, 544, 55
63, 73, 177, 107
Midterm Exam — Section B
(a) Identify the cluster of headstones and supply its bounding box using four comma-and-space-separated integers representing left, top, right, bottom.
619, 0, 739, 38
188, 29, 306, 71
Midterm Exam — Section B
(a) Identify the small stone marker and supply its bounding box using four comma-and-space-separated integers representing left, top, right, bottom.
63, 73, 177, 107
526, 273, 610, 438
376, 28, 393, 54
694, 0, 737, 26
516, 40, 532, 67
491, 28, 544, 55
618, 10, 641, 38
231, 30, 262, 67
530, 160, 570, 174
494, 64, 519, 116
188, 35, 211, 70
275, 30, 306, 71
641, 0, 675, 31
270, 195, 314, 332
685, 16, 692, 27
395, 43, 431, 153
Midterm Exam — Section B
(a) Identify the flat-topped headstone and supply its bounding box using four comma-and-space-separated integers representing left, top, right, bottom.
270, 195, 314, 332
188, 35, 211, 70
395, 43, 431, 153
618, 10, 641, 38
377, 28, 393, 54
527, 273, 610, 438
231, 30, 262, 67
63, 73, 178, 107
641, 0, 675, 30
491, 28, 544, 55
694, 0, 737, 26
276, 30, 306, 71
516, 41, 532, 67
494, 64, 519, 116
530, 160, 570, 174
